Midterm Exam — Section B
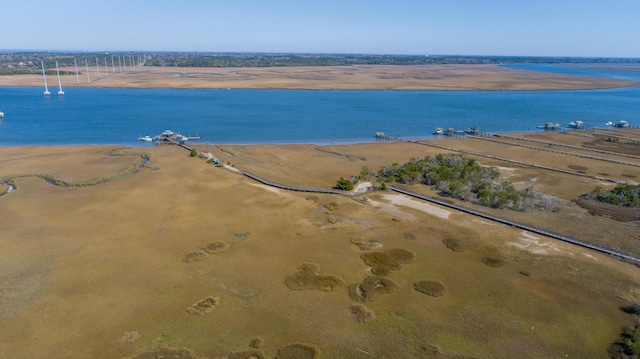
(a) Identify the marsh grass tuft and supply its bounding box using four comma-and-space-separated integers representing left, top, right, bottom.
323, 201, 340, 211
414, 280, 446, 297
482, 257, 505, 268
360, 248, 416, 275
132, 347, 201, 359
284, 263, 345, 292
387, 248, 416, 263
203, 240, 230, 254
275, 343, 320, 359
228, 349, 267, 359
402, 232, 417, 240
349, 276, 399, 302
349, 304, 375, 323
249, 338, 264, 349
186, 296, 219, 315
183, 250, 209, 263
442, 238, 464, 252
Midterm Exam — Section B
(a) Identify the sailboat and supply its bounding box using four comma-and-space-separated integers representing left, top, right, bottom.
41, 61, 51, 96
55, 61, 64, 96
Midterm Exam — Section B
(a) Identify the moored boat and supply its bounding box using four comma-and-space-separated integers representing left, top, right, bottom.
138, 135, 153, 142
0, 111, 4, 119
568, 120, 584, 129
537, 122, 562, 130
615, 120, 630, 128
433, 127, 445, 135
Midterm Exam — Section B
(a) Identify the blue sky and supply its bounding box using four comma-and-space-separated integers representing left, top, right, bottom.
2, 0, 639, 57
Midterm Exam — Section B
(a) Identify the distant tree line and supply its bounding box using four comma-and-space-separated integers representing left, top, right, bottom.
1, 51, 639, 72
143, 53, 640, 68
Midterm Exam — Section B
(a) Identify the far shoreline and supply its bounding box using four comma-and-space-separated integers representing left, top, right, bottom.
1, 64, 638, 91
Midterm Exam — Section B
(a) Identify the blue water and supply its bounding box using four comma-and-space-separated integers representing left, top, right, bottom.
0, 67, 639, 147
501, 63, 640, 81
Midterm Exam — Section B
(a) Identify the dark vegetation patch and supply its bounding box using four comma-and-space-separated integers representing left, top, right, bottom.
609, 304, 640, 358
622, 173, 638, 179
186, 296, 219, 315
249, 338, 264, 349
442, 238, 464, 252
577, 185, 640, 221
305, 195, 319, 202
183, 250, 209, 263
233, 232, 251, 239
228, 349, 267, 359
567, 164, 588, 171
402, 232, 417, 240
275, 343, 320, 359
386, 248, 416, 263
284, 263, 345, 292
349, 276, 399, 302
360, 248, 416, 275
349, 303, 375, 323
576, 196, 640, 222
322, 201, 340, 211
350, 239, 383, 251
413, 280, 446, 297
482, 257, 505, 268
203, 240, 230, 254
132, 347, 202, 359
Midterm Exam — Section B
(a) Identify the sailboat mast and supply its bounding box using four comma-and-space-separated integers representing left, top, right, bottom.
41, 61, 50, 96
104, 58, 109, 78
55, 61, 64, 96
74, 59, 80, 84
85, 59, 90, 84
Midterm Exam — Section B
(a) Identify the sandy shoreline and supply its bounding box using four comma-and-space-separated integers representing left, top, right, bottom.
1, 64, 639, 91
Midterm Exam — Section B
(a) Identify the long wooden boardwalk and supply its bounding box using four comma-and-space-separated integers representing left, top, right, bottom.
240, 170, 348, 195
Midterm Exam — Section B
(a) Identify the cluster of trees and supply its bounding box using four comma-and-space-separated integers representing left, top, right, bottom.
365, 154, 557, 211
588, 184, 640, 208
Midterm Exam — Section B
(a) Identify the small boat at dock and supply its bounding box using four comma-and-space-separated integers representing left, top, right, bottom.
568, 120, 584, 129
537, 122, 562, 130
433, 128, 445, 135
615, 120, 630, 128
0, 111, 4, 119
138, 135, 153, 142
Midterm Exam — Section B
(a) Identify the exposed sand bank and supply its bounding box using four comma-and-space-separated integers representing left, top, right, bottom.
1, 64, 638, 90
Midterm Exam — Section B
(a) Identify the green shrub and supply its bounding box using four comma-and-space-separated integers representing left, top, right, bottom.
335, 177, 354, 191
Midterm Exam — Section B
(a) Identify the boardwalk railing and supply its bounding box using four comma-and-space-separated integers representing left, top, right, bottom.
241, 171, 348, 195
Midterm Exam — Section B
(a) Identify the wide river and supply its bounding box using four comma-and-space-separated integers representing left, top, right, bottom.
0, 64, 638, 147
